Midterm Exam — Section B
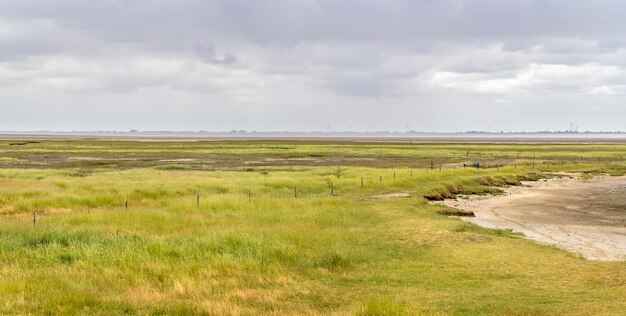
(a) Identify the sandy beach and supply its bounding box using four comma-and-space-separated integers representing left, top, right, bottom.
442, 174, 626, 261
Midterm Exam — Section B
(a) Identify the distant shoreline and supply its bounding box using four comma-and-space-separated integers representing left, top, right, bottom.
1, 132, 626, 143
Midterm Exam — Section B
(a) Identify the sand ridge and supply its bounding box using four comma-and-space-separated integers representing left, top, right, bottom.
442, 174, 626, 261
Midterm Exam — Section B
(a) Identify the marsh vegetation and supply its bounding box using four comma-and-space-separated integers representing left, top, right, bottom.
0, 140, 624, 314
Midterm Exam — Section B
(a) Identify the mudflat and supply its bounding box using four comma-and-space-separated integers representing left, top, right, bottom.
443, 175, 626, 261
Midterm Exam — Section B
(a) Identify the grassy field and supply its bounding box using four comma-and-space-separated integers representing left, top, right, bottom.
3, 140, 626, 170
0, 140, 625, 315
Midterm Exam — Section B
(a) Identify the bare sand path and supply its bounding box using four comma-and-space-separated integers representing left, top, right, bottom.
442, 175, 626, 261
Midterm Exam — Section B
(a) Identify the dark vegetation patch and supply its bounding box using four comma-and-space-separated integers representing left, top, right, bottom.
315, 252, 353, 271
422, 175, 524, 201
453, 222, 520, 237
8, 141, 40, 146
438, 209, 475, 217
517, 172, 544, 181
58, 253, 75, 265
580, 166, 626, 178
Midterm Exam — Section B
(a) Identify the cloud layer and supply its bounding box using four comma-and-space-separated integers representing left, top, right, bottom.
1, 0, 625, 131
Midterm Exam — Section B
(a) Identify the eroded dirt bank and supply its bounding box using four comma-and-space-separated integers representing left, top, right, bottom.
442, 175, 626, 261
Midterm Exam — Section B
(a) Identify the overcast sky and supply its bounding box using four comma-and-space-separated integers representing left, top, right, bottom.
1, 0, 625, 132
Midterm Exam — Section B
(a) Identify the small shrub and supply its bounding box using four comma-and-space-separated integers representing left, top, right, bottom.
316, 252, 351, 271
438, 208, 475, 217
59, 253, 75, 265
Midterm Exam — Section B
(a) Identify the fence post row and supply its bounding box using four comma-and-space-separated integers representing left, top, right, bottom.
32, 156, 611, 214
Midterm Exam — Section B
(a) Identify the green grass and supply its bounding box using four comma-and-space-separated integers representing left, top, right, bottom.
0, 140, 624, 314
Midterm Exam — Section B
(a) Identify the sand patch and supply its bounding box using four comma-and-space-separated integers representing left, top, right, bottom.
440, 175, 626, 261
374, 192, 411, 199
68, 157, 104, 161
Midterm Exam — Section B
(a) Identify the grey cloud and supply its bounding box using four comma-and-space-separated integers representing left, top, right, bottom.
193, 45, 237, 65
1, 0, 626, 132
3, 1, 626, 47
